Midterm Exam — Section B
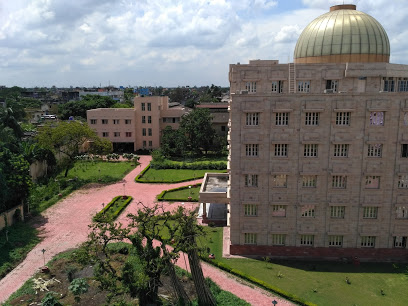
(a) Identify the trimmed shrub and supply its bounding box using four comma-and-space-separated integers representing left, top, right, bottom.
93, 196, 133, 222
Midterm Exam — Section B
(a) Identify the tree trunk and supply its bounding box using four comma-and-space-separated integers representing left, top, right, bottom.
64, 166, 69, 177
187, 249, 216, 306
168, 261, 191, 305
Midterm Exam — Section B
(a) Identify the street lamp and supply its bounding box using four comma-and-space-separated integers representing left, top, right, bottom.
41, 249, 46, 266
272, 300, 278, 305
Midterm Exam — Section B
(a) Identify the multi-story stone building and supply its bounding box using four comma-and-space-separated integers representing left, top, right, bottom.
87, 96, 190, 151
228, 4, 408, 261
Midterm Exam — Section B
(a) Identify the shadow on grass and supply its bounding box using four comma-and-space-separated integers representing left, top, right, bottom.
251, 258, 407, 274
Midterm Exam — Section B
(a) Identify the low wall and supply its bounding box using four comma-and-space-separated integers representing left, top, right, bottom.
30, 160, 48, 181
0, 204, 25, 231
230, 244, 408, 262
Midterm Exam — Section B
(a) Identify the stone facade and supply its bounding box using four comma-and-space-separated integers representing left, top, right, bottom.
228, 60, 408, 261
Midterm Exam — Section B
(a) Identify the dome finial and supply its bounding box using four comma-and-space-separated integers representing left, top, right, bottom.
330, 4, 356, 11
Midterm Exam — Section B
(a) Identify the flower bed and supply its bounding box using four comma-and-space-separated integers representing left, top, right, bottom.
93, 195, 133, 222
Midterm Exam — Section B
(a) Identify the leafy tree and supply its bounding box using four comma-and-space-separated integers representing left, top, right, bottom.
180, 108, 216, 155
160, 126, 187, 157
37, 121, 112, 177
123, 88, 135, 106
58, 95, 116, 120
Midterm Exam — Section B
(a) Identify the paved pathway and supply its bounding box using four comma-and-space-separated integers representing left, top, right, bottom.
0, 156, 292, 305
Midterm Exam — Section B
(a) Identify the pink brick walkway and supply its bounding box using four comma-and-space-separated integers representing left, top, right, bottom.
0, 156, 292, 305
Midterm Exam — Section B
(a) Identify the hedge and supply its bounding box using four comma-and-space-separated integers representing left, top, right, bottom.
150, 160, 227, 170
200, 256, 317, 306
93, 195, 133, 222
157, 184, 202, 202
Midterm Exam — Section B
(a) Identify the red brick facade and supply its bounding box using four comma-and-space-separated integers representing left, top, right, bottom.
230, 245, 408, 262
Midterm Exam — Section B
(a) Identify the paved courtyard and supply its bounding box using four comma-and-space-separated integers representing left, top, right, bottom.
0, 155, 292, 305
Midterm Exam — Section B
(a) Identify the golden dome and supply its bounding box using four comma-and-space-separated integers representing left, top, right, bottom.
294, 4, 390, 64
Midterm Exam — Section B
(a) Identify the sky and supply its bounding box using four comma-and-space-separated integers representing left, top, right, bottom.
0, 0, 407, 88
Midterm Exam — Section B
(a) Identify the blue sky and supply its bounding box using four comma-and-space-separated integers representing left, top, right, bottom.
0, 0, 407, 88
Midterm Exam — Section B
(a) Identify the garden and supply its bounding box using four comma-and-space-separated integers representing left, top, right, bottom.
199, 227, 408, 306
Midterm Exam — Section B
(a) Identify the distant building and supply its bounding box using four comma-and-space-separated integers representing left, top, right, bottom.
227, 4, 408, 261
87, 96, 190, 151
196, 103, 229, 136
79, 90, 124, 102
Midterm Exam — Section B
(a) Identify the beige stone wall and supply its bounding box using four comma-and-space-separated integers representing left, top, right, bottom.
0, 204, 24, 230
228, 60, 408, 250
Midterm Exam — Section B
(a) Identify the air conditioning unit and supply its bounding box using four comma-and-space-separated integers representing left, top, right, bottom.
324, 89, 334, 93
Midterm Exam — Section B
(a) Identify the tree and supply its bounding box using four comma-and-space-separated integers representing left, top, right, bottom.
58, 95, 117, 120
160, 126, 187, 158
180, 108, 216, 155
37, 121, 112, 177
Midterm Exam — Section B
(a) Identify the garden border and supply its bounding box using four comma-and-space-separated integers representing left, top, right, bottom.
157, 184, 202, 202
93, 195, 133, 222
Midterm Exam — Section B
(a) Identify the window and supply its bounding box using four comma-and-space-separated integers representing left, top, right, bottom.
113, 119, 120, 124
125, 132, 132, 137
398, 175, 408, 188
383, 77, 395, 92
221, 126, 226, 132
330, 206, 345, 219
361, 236, 375, 248
245, 144, 259, 156
142, 140, 146, 147
271, 81, 283, 93
272, 174, 287, 188
102, 119, 108, 124
148, 116, 152, 124
148, 128, 152, 136
274, 144, 288, 157
245, 174, 258, 187
402, 144, 408, 158
328, 235, 343, 247
336, 112, 350, 125
394, 236, 407, 248
149, 141, 152, 147
298, 81, 310, 92
102, 132, 109, 137
90, 119, 97, 124
142, 128, 146, 136
141, 103, 145, 111
404, 113, 408, 126
334, 144, 349, 157
147, 103, 151, 111
367, 144, 382, 157
246, 113, 259, 126
365, 176, 380, 189
332, 175, 347, 189
275, 112, 289, 126
244, 204, 258, 216
125, 119, 131, 124
142, 116, 146, 123
304, 144, 318, 157
271, 205, 286, 217
305, 112, 319, 125
363, 207, 378, 219
326, 80, 338, 92
302, 175, 317, 188
395, 206, 408, 219
370, 111, 384, 126
244, 233, 257, 244
271, 234, 286, 246
301, 205, 315, 217
245, 82, 257, 93
114, 132, 120, 137
398, 78, 408, 92
300, 235, 314, 246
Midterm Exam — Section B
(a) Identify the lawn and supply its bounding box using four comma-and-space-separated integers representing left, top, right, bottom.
199, 227, 408, 306
159, 186, 201, 201
31, 161, 136, 213
137, 168, 227, 183
0, 222, 41, 280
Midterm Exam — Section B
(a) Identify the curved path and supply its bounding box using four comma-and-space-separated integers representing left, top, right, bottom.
0, 156, 292, 305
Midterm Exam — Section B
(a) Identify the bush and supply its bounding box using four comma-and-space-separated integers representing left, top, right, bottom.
41, 291, 62, 306
93, 196, 133, 222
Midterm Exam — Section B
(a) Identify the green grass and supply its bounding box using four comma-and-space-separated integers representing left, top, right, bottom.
93, 196, 133, 222
31, 161, 136, 213
63, 161, 135, 182
198, 227, 408, 306
137, 168, 226, 183
0, 222, 41, 280
159, 186, 201, 201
